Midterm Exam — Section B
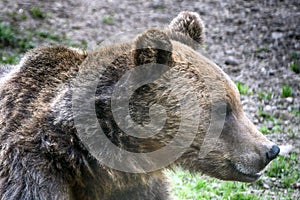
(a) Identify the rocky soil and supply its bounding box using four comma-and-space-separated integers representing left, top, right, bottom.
1, 0, 299, 198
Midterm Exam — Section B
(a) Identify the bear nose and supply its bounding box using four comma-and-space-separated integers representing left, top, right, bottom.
266, 145, 280, 161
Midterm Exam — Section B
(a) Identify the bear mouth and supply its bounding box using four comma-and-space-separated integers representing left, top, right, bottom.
236, 170, 262, 182
231, 163, 263, 182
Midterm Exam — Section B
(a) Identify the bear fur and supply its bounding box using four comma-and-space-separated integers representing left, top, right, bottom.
0, 11, 279, 200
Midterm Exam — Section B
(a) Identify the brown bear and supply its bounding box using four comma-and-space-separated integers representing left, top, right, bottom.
0, 11, 279, 200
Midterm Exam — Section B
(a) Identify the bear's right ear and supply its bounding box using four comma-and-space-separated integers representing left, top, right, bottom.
167, 11, 205, 49
133, 28, 173, 66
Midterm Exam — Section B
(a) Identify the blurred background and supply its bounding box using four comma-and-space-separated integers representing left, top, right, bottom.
0, 0, 299, 199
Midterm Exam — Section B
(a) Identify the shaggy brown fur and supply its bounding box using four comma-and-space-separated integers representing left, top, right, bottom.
0, 12, 279, 200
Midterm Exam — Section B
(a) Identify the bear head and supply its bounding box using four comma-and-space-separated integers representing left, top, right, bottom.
70, 11, 279, 182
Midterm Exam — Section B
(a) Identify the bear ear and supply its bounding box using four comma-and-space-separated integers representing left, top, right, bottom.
133, 28, 173, 66
167, 11, 205, 49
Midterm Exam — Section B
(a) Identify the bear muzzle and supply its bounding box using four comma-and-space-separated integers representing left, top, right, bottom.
232, 143, 280, 182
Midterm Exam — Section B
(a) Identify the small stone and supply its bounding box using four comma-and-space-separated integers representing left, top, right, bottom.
262, 183, 270, 189
271, 32, 284, 40
18, 9, 24, 14
251, 7, 259, 12
226, 29, 235, 35
260, 67, 267, 75
267, 121, 273, 129
283, 102, 289, 108
268, 70, 275, 76
225, 50, 235, 54
253, 118, 259, 124
198, 9, 207, 16
286, 97, 293, 103
257, 53, 267, 59
279, 112, 294, 120
230, 67, 241, 73
225, 57, 239, 66
265, 105, 272, 112
291, 182, 300, 189
274, 111, 281, 118
271, 178, 277, 182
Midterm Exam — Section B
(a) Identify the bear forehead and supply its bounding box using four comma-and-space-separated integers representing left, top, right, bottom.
171, 41, 240, 97
85, 38, 240, 110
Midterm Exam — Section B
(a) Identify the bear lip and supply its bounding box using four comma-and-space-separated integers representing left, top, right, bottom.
232, 163, 263, 182
235, 169, 262, 182
239, 171, 262, 181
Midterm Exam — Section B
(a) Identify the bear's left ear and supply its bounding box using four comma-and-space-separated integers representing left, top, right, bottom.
167, 11, 205, 49
133, 28, 173, 66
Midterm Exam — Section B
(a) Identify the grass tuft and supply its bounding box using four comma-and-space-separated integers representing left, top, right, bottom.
0, 22, 36, 64
290, 62, 300, 74
281, 85, 293, 98
0, 53, 18, 64
260, 126, 271, 134
290, 53, 300, 73
35, 31, 60, 41
258, 107, 274, 121
167, 156, 299, 199
235, 81, 251, 95
102, 15, 114, 25
0, 23, 17, 48
30, 6, 46, 19
258, 91, 273, 100
266, 153, 299, 187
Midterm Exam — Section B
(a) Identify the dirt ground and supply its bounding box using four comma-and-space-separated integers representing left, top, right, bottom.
0, 0, 299, 197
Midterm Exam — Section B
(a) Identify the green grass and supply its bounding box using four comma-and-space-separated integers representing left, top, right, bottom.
102, 15, 114, 25
291, 109, 300, 117
166, 169, 259, 200
290, 52, 300, 74
0, 21, 88, 64
260, 124, 282, 134
30, 6, 46, 19
266, 153, 299, 187
258, 91, 273, 100
0, 22, 35, 64
256, 45, 270, 53
287, 128, 297, 138
168, 153, 299, 199
258, 107, 274, 121
0, 53, 18, 64
257, 107, 284, 134
35, 31, 61, 41
290, 62, 300, 74
0, 22, 35, 50
271, 125, 282, 132
20, 13, 28, 20
235, 82, 251, 95
17, 38, 35, 51
260, 126, 271, 134
281, 85, 293, 98
0, 23, 17, 48
6, 11, 28, 21
80, 39, 88, 49
291, 52, 298, 60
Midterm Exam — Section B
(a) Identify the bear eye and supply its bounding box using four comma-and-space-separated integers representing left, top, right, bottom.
225, 103, 232, 117
212, 103, 232, 118
213, 103, 226, 116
